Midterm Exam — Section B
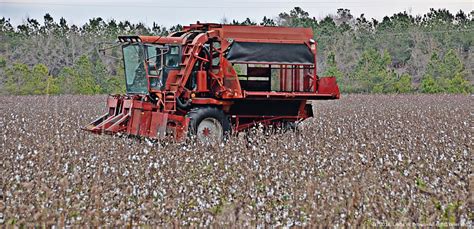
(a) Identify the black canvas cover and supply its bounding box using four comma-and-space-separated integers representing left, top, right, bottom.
226, 42, 314, 64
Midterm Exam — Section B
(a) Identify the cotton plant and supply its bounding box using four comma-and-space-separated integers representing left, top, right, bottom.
0, 94, 471, 227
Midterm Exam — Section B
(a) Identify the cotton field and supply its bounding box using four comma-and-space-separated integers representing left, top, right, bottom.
0, 94, 472, 227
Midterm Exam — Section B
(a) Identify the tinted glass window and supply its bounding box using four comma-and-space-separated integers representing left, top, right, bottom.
123, 44, 147, 94
165, 46, 180, 68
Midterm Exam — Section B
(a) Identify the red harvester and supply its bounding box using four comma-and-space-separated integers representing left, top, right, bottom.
84, 23, 340, 142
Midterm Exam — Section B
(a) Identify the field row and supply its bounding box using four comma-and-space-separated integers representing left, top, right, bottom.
0, 94, 471, 226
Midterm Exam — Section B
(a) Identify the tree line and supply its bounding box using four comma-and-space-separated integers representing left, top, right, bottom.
0, 8, 472, 95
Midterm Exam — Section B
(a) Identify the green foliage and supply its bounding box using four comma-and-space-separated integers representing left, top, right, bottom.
233, 64, 243, 75
425, 50, 465, 81
353, 49, 395, 93
441, 202, 461, 226
2, 38, 113, 95
0, 9, 472, 95
231, 18, 257, 26
351, 50, 414, 94
394, 73, 413, 93
323, 52, 343, 79
30, 64, 50, 95
45, 75, 60, 95
57, 67, 77, 94
103, 62, 126, 94
442, 50, 464, 78
415, 177, 427, 189
56, 56, 124, 95
72, 55, 102, 94
92, 58, 109, 93
4, 62, 31, 95
323, 52, 348, 91
446, 73, 472, 93
104, 76, 125, 94
2, 62, 60, 95
421, 49, 472, 93
278, 7, 316, 28
426, 53, 443, 78
0, 56, 6, 68
260, 16, 276, 26
420, 74, 442, 93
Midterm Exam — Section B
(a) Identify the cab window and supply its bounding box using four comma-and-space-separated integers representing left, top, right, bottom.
165, 46, 180, 68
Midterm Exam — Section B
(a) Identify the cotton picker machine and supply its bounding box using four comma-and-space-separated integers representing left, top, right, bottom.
83, 23, 340, 142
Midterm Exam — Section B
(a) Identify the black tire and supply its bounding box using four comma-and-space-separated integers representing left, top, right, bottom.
187, 106, 231, 142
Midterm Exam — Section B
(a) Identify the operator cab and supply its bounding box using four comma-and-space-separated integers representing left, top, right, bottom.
121, 41, 181, 94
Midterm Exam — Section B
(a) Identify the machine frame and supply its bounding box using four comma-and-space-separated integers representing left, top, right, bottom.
84, 23, 340, 141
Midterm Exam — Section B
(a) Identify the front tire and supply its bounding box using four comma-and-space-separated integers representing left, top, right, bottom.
187, 107, 231, 143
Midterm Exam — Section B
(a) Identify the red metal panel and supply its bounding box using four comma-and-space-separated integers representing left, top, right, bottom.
317, 77, 340, 98
191, 98, 233, 106
228, 61, 313, 66
122, 99, 133, 109
182, 23, 314, 43
244, 91, 338, 99
297, 100, 307, 117
138, 36, 184, 44
149, 112, 168, 138
231, 38, 308, 44
104, 115, 129, 133
164, 70, 180, 91
129, 109, 142, 135
106, 97, 119, 116
139, 111, 152, 136
220, 25, 313, 42
167, 114, 190, 140
196, 70, 208, 92
142, 101, 153, 111
107, 97, 118, 109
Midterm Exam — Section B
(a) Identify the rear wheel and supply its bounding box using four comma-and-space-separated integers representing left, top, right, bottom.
187, 107, 231, 143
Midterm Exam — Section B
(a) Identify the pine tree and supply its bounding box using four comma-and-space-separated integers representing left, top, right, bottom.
446, 72, 472, 93
394, 73, 413, 93
58, 67, 77, 94
323, 52, 347, 91
421, 49, 471, 93
420, 74, 442, 93
4, 63, 31, 95
30, 64, 50, 94
323, 52, 343, 79
73, 55, 102, 94
93, 58, 109, 93
354, 49, 393, 93
0, 56, 6, 93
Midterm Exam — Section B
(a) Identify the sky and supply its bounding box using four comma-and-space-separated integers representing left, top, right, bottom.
0, 0, 472, 27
